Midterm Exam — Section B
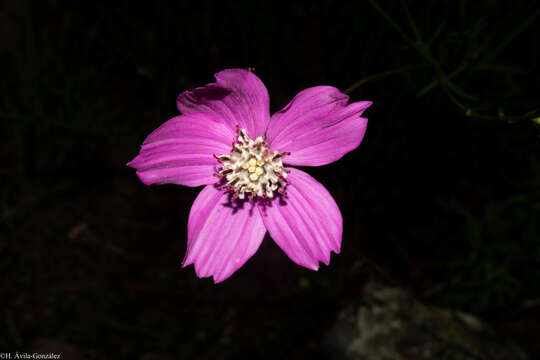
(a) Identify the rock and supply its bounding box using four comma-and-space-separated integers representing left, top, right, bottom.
324, 287, 527, 360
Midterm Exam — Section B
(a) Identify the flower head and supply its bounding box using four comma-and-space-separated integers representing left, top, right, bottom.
128, 69, 371, 283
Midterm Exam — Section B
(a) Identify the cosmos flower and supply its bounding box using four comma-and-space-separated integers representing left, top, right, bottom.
128, 69, 371, 283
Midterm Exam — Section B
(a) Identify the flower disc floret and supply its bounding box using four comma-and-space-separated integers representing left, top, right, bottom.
214, 127, 289, 201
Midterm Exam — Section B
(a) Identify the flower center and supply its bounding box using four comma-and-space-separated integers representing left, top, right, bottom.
214, 127, 290, 201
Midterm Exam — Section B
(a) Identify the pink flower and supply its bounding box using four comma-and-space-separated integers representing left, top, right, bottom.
128, 69, 371, 283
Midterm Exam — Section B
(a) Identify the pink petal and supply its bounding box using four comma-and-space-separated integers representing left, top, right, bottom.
258, 168, 342, 270
266, 86, 371, 166
127, 113, 235, 187
183, 185, 266, 283
177, 69, 270, 138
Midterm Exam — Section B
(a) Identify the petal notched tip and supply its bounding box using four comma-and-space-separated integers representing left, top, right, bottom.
126, 153, 143, 168
181, 262, 228, 284
183, 185, 266, 283
259, 169, 343, 273
176, 68, 270, 137
356, 100, 373, 109
127, 113, 235, 187
266, 86, 373, 167
135, 171, 154, 186
128, 156, 158, 186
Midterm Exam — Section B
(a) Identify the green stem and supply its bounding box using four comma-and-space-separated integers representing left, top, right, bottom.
344, 65, 421, 95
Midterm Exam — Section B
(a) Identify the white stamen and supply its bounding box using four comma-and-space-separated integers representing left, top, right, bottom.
215, 128, 289, 200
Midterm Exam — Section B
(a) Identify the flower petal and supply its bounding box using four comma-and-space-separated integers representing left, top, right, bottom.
127, 113, 235, 187
266, 86, 371, 166
183, 184, 266, 283
177, 69, 270, 138
258, 168, 342, 270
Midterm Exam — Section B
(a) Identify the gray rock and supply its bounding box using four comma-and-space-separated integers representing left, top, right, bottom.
324, 287, 527, 360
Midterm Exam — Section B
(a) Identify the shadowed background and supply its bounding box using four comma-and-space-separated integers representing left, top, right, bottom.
1, 0, 539, 358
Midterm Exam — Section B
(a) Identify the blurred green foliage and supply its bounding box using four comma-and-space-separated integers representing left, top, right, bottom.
363, 0, 540, 315
365, 0, 540, 122
440, 189, 540, 313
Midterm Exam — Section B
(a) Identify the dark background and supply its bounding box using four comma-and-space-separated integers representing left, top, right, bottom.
1, 0, 539, 358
